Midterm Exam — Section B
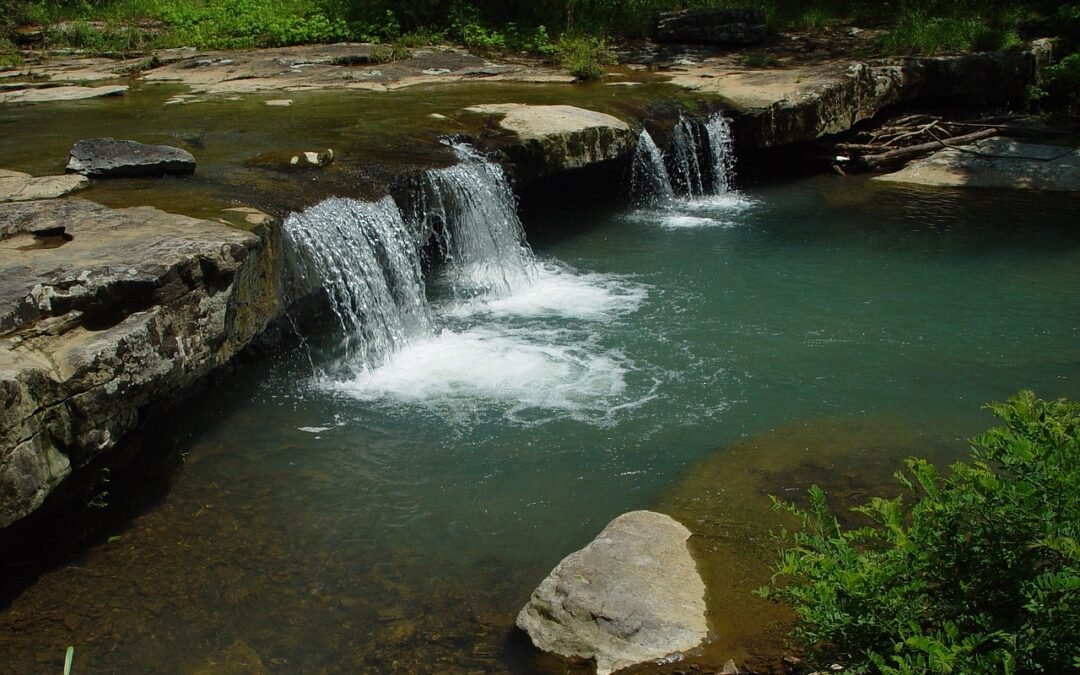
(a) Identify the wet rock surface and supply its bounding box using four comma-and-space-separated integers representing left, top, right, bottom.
0, 169, 88, 202
517, 510, 707, 675
656, 9, 767, 46
0, 199, 280, 528
874, 137, 1080, 191
67, 138, 197, 177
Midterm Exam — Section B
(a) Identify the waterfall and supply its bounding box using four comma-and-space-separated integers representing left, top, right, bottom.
422, 143, 537, 298
629, 129, 675, 206
664, 112, 737, 199
704, 113, 736, 194
282, 196, 433, 372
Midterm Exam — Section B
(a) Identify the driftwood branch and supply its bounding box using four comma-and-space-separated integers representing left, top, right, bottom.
853, 128, 1000, 169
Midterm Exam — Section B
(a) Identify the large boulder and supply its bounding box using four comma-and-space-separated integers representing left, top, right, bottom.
67, 138, 196, 178
874, 137, 1080, 191
465, 103, 634, 182
0, 199, 281, 529
656, 8, 767, 46
516, 510, 708, 675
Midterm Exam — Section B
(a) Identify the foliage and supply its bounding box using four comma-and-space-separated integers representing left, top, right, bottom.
882, 11, 1020, 56
554, 34, 615, 81
159, 0, 350, 49
1030, 52, 1080, 118
368, 41, 411, 63
758, 391, 1080, 674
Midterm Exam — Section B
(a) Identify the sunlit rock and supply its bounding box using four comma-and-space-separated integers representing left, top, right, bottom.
517, 510, 707, 675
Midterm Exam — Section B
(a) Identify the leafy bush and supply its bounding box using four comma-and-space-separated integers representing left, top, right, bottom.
160, 0, 350, 49
1031, 51, 1080, 118
555, 35, 615, 81
759, 391, 1080, 674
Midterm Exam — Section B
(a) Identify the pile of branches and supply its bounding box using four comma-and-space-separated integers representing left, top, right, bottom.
833, 113, 1027, 172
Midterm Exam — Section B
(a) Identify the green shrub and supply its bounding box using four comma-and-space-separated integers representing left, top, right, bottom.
369, 41, 411, 63
1031, 51, 1080, 118
555, 34, 615, 81
759, 391, 1080, 674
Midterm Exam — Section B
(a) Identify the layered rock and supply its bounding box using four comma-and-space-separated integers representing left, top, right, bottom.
67, 138, 197, 177
465, 104, 634, 182
0, 199, 281, 528
656, 8, 767, 46
0, 169, 88, 202
517, 510, 708, 675
874, 137, 1080, 191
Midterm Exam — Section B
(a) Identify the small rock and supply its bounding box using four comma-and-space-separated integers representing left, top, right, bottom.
219, 207, 274, 228
193, 639, 268, 675
265, 99, 293, 107
67, 138, 196, 178
62, 614, 83, 631
721, 659, 740, 674
248, 148, 334, 172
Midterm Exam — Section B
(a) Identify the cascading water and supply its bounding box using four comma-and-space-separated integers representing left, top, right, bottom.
669, 115, 708, 197
628, 129, 675, 207
422, 143, 538, 298
628, 113, 748, 229
281, 196, 433, 373
282, 142, 647, 422
703, 112, 736, 194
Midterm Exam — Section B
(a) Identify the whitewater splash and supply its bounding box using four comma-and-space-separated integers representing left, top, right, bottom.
629, 112, 753, 228
281, 196, 433, 372
422, 143, 537, 299
284, 144, 649, 424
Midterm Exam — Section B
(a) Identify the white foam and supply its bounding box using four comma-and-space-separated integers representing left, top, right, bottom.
445, 261, 647, 321
324, 326, 642, 425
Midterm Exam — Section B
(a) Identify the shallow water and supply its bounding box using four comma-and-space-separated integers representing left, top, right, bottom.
2, 173, 1079, 673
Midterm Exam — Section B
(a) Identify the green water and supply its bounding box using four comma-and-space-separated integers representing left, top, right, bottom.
2, 166, 1079, 671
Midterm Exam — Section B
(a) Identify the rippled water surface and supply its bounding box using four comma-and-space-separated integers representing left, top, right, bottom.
2, 175, 1078, 673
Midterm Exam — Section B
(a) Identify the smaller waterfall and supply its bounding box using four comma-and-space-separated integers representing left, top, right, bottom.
704, 112, 736, 194
282, 196, 433, 372
422, 143, 538, 298
665, 112, 737, 199
629, 129, 675, 206
670, 115, 707, 197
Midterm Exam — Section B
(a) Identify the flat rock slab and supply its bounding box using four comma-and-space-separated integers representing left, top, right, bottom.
466, 103, 630, 140
67, 138, 196, 177
0, 169, 88, 202
0, 84, 128, 104
517, 510, 707, 675
465, 104, 634, 180
874, 138, 1080, 191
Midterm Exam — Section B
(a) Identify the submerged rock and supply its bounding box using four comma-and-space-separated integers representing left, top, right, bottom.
193, 639, 268, 675
656, 8, 768, 46
516, 510, 707, 675
247, 148, 335, 172
66, 138, 196, 178
873, 137, 1080, 191
0, 169, 88, 202
0, 199, 281, 529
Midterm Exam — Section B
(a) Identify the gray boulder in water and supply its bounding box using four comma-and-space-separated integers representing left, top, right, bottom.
656, 8, 767, 46
66, 138, 196, 177
516, 510, 708, 674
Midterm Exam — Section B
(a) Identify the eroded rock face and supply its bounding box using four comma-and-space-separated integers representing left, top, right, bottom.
0, 199, 281, 528
656, 8, 767, 46
0, 85, 128, 104
874, 137, 1080, 191
67, 138, 197, 177
465, 104, 634, 182
517, 510, 708, 675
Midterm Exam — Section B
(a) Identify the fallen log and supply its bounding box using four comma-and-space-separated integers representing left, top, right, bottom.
854, 128, 1001, 170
